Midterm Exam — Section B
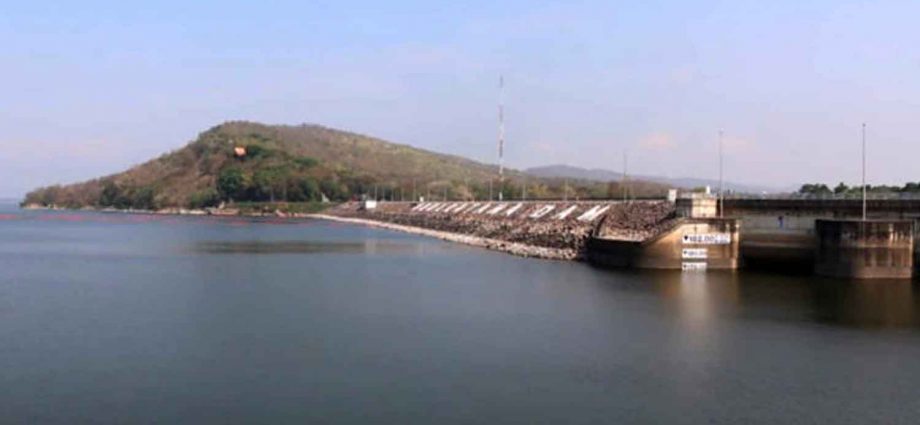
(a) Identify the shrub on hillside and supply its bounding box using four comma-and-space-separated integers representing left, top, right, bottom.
217, 167, 247, 201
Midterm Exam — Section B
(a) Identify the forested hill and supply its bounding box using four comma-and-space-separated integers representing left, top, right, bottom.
22, 121, 668, 209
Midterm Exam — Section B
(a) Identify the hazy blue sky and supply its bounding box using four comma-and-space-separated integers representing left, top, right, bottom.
4, 0, 919, 197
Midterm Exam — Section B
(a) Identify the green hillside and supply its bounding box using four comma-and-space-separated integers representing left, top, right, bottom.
22, 121, 668, 210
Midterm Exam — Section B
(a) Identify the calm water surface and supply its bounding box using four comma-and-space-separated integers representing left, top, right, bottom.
3, 204, 920, 424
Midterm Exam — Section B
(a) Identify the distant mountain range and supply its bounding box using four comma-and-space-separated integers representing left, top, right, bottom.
525, 164, 787, 194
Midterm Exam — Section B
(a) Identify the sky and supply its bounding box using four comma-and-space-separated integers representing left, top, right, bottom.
3, 0, 920, 197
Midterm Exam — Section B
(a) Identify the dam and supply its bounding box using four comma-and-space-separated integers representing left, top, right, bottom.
725, 198, 916, 279
325, 195, 919, 279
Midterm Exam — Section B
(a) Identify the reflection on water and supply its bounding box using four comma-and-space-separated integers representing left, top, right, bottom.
192, 240, 417, 254
616, 269, 920, 329
6, 206, 920, 423
810, 279, 918, 328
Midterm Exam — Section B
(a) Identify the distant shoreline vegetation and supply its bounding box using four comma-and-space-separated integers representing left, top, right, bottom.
22, 121, 670, 211
798, 182, 920, 196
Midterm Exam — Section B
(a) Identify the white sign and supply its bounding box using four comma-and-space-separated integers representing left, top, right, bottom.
682, 248, 708, 259
682, 233, 731, 245
682, 262, 708, 271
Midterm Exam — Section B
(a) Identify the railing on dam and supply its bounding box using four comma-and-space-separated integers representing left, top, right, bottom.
722, 196, 920, 218
725, 192, 920, 201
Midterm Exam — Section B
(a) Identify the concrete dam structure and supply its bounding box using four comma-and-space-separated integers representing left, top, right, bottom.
325, 195, 920, 279
725, 198, 918, 279
326, 197, 741, 271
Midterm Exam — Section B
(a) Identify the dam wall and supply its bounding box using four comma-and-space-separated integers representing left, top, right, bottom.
587, 218, 740, 270
325, 198, 919, 279
724, 199, 919, 278
327, 200, 677, 259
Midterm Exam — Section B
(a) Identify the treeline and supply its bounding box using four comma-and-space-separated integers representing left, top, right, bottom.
213, 167, 338, 205
98, 181, 158, 210
349, 179, 665, 201
798, 182, 920, 196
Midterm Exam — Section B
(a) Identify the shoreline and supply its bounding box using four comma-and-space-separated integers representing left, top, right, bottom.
307, 214, 580, 261
20, 204, 321, 218
18, 205, 580, 261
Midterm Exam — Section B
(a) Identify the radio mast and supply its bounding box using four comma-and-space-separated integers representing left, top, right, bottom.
862, 123, 867, 220
498, 75, 505, 201
719, 129, 724, 218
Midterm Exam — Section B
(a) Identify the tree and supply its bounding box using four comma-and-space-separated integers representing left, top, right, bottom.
130, 186, 157, 210
295, 156, 319, 168
243, 144, 268, 159
252, 167, 290, 202
217, 167, 247, 201
288, 176, 319, 202
188, 189, 220, 209
320, 180, 349, 201
903, 182, 920, 193
39, 185, 62, 206
251, 169, 274, 201
99, 181, 121, 206
834, 182, 849, 194
799, 183, 832, 196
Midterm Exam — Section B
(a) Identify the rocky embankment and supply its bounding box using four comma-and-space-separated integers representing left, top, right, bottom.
595, 202, 680, 241
320, 200, 677, 260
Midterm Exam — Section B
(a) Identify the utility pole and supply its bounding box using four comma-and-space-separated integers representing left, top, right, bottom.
719, 129, 724, 218
862, 123, 867, 221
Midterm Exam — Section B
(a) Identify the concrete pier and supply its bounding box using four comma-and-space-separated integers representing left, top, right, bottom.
814, 219, 915, 279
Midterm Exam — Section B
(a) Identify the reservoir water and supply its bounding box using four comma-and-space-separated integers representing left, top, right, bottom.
3, 204, 920, 424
